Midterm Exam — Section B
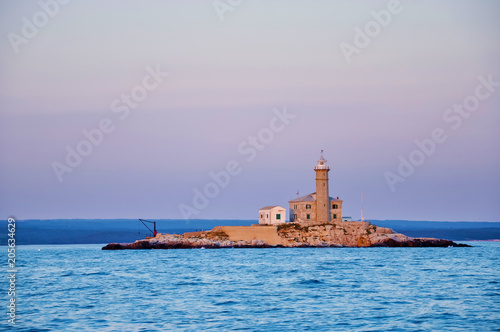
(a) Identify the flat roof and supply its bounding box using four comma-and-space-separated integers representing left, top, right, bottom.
259, 206, 284, 211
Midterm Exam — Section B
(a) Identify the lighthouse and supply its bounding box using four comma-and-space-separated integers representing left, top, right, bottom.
314, 150, 331, 222
288, 151, 342, 223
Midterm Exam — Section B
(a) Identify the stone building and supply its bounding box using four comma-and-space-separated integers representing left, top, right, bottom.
289, 152, 343, 222
258, 206, 286, 225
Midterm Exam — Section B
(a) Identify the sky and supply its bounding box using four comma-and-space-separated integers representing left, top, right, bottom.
0, 0, 499, 222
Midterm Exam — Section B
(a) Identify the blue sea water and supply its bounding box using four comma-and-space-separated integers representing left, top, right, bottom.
3, 242, 499, 331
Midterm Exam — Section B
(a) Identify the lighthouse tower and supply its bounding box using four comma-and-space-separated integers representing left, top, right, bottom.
314, 150, 331, 222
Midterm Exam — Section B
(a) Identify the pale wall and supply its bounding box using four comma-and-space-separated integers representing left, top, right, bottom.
259, 207, 286, 225
212, 226, 285, 245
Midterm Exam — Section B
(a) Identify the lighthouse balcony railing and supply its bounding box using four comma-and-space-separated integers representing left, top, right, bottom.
314, 165, 330, 170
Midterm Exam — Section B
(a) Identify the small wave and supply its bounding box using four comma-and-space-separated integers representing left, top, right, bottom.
299, 279, 322, 285
83, 271, 108, 276
175, 281, 203, 286
320, 261, 339, 266
214, 300, 238, 306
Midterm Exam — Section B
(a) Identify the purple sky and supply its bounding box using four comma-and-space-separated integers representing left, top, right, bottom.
1, 0, 499, 221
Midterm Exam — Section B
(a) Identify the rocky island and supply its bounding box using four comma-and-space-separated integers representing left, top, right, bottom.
103, 153, 470, 250
102, 220, 470, 250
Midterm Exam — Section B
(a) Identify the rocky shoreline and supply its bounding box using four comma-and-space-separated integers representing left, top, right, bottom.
102, 238, 469, 250
102, 221, 471, 250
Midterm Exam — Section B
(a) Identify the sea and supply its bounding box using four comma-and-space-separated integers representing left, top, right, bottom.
2, 242, 499, 331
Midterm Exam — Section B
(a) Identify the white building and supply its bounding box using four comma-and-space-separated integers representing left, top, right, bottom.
258, 206, 286, 225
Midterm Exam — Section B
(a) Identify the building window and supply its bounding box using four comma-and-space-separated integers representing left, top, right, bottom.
276, 214, 281, 220
333, 214, 337, 219
294, 214, 297, 220
295, 205, 298, 209
260, 214, 263, 218
306, 204, 311, 209
332, 204, 338, 209
307, 214, 310, 220
267, 214, 269, 218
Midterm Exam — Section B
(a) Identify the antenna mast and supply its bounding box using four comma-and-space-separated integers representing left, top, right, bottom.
361, 191, 364, 222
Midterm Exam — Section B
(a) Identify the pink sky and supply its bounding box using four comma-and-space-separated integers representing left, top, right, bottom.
0, 0, 499, 221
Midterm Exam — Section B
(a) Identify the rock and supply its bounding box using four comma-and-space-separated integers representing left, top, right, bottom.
370, 238, 472, 247
102, 243, 126, 250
